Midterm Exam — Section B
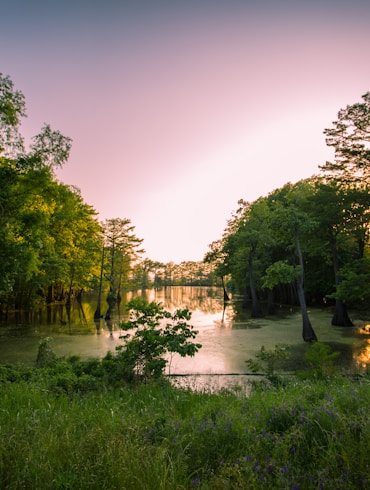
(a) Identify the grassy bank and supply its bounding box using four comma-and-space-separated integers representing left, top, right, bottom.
0, 357, 369, 489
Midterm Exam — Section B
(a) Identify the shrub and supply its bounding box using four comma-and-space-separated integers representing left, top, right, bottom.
116, 297, 201, 382
298, 342, 340, 379
36, 337, 57, 368
246, 344, 289, 386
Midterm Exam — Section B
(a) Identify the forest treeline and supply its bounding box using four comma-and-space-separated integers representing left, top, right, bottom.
0, 73, 217, 318
205, 92, 370, 339
1, 73, 369, 331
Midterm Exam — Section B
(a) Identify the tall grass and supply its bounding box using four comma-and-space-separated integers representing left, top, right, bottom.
0, 362, 369, 489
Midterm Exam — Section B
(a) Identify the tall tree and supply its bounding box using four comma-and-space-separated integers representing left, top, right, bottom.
204, 241, 231, 301
319, 93, 370, 321
0, 73, 101, 312
0, 73, 26, 157
46, 184, 102, 303
102, 218, 144, 318
308, 178, 370, 324
233, 199, 269, 317
321, 92, 370, 186
219, 198, 273, 316
267, 182, 318, 341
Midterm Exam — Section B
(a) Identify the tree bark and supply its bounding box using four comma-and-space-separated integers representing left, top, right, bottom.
46, 285, 53, 304
297, 278, 317, 342
332, 299, 353, 326
330, 238, 353, 326
221, 276, 230, 302
266, 288, 275, 315
296, 235, 318, 342
94, 246, 104, 319
249, 247, 263, 318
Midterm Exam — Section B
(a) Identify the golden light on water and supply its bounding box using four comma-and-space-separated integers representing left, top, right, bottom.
354, 337, 370, 369
360, 324, 370, 334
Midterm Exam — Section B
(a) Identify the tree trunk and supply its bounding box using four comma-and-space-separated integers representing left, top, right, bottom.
266, 288, 275, 315
66, 279, 73, 306
242, 286, 249, 308
221, 276, 230, 302
249, 249, 263, 318
297, 278, 317, 342
332, 299, 353, 326
330, 238, 353, 326
296, 235, 318, 342
94, 246, 104, 319
46, 285, 53, 304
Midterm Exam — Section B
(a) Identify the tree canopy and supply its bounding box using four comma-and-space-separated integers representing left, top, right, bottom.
0, 73, 144, 314
321, 92, 370, 186
206, 93, 370, 335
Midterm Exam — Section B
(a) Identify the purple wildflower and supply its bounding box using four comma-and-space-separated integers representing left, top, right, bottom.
335, 454, 343, 467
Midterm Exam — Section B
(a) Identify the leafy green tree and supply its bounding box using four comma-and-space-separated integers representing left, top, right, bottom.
332, 257, 370, 306
0, 159, 60, 308
230, 199, 268, 317
0, 73, 102, 311
307, 181, 353, 325
45, 184, 102, 303
305, 178, 369, 323
162, 262, 176, 286
133, 258, 156, 288
102, 218, 144, 318
116, 297, 201, 380
204, 240, 231, 301
318, 93, 370, 318
28, 123, 72, 170
262, 260, 300, 313
266, 182, 318, 341
0, 72, 26, 156
302, 342, 340, 378
321, 92, 370, 186
0, 162, 102, 310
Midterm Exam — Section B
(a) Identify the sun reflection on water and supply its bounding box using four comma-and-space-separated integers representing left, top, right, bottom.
353, 325, 370, 369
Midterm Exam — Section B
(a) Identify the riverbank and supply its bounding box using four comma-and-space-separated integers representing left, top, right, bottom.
1, 359, 369, 489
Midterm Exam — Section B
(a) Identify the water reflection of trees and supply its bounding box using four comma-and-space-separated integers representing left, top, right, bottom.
163, 287, 225, 314
126, 287, 225, 315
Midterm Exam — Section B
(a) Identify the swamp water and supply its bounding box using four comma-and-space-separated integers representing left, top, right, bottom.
1, 286, 369, 391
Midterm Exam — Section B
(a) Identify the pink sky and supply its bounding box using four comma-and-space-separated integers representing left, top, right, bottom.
1, 1, 370, 263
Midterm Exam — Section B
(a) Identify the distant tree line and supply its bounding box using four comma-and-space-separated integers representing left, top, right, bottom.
205, 92, 370, 340
131, 259, 218, 289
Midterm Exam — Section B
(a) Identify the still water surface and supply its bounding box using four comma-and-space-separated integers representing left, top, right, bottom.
1, 287, 369, 385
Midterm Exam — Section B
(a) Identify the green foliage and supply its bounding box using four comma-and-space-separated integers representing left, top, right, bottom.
207, 93, 370, 315
262, 260, 300, 289
330, 257, 370, 306
29, 123, 72, 169
321, 91, 370, 185
117, 297, 201, 381
246, 344, 289, 386
0, 72, 26, 155
101, 218, 144, 313
36, 337, 57, 368
299, 342, 340, 379
0, 73, 103, 310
